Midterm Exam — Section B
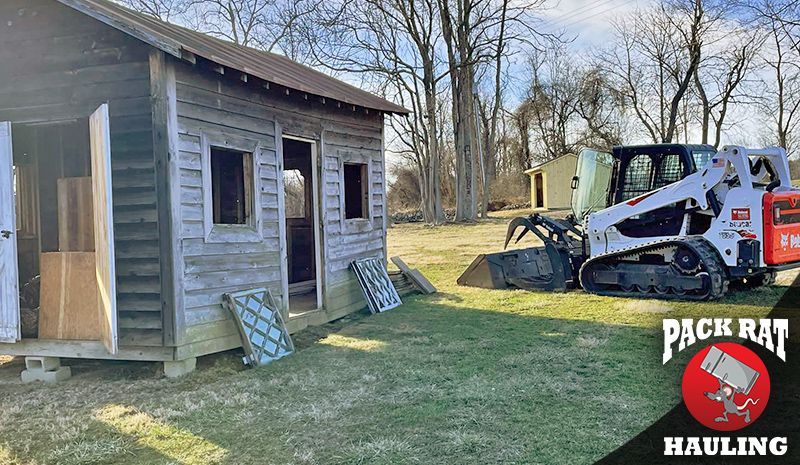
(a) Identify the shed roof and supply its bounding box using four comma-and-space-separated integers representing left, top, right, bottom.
524, 153, 578, 174
56, 0, 409, 114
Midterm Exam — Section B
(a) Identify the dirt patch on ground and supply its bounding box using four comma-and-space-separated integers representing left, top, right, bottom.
777, 269, 799, 286
614, 300, 673, 314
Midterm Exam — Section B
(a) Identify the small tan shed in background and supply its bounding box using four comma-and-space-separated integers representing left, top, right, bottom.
524, 154, 578, 211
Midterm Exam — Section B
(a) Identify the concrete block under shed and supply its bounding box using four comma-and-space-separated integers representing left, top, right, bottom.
25, 355, 61, 372
164, 358, 197, 378
21, 356, 72, 383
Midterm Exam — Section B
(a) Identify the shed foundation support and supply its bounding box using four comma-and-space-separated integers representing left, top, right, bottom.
21, 356, 72, 383
163, 357, 196, 378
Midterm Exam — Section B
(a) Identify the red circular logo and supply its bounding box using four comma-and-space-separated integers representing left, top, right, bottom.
682, 342, 770, 431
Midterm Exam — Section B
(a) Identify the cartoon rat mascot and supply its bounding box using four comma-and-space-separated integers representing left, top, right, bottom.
704, 378, 760, 423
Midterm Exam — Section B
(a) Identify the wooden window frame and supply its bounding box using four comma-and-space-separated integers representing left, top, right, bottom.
201, 132, 262, 243
338, 151, 373, 234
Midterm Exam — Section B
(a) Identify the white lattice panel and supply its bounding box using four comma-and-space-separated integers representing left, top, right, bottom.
224, 288, 294, 366
351, 258, 402, 313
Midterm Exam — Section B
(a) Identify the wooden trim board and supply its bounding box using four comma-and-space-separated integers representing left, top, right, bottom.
1, 338, 175, 361
151, 52, 184, 347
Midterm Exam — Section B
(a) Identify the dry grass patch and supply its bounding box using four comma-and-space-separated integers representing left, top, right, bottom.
318, 334, 387, 352
576, 334, 607, 348
95, 405, 228, 465
615, 300, 673, 314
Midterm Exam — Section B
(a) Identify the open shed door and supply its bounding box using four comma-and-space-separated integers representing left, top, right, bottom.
90, 105, 118, 354
0, 122, 20, 343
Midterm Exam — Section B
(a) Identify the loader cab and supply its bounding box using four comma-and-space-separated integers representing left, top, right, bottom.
608, 144, 713, 205
611, 144, 715, 237
571, 144, 716, 228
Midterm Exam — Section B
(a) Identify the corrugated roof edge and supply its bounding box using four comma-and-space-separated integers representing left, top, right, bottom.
55, 0, 410, 115
524, 153, 578, 173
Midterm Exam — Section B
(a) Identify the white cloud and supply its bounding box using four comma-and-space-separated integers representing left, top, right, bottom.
540, 0, 653, 47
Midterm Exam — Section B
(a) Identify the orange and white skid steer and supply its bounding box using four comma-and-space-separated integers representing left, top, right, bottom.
458, 144, 800, 300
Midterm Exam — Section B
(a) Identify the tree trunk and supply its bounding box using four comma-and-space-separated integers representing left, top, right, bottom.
693, 67, 710, 144
453, 67, 478, 221
424, 73, 444, 224
440, 0, 477, 222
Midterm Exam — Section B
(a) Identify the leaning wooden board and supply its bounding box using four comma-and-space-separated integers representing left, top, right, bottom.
90, 104, 118, 354
38, 252, 101, 340
390, 256, 437, 294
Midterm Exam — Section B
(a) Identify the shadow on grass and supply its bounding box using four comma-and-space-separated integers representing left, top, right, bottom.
595, 277, 800, 465
0, 285, 792, 465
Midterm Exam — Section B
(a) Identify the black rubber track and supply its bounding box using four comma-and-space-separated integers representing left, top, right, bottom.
579, 236, 729, 301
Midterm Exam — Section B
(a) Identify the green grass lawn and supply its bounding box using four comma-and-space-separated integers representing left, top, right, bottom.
0, 209, 795, 465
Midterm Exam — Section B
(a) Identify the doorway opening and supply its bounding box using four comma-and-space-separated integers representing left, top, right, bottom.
534, 173, 544, 209
282, 137, 322, 315
1, 106, 118, 353
10, 119, 94, 340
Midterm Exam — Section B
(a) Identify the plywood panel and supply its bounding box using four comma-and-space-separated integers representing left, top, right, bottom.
57, 177, 95, 251
38, 252, 100, 340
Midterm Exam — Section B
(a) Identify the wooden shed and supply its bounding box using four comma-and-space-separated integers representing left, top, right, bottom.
0, 0, 407, 374
524, 154, 578, 211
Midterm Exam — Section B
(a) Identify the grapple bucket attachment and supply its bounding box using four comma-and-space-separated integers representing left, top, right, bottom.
457, 242, 572, 292
458, 213, 585, 292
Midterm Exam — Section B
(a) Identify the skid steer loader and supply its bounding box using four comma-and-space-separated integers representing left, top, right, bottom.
457, 144, 800, 300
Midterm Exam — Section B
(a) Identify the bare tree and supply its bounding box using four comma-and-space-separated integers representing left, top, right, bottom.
438, 0, 546, 221
192, 0, 268, 46
575, 67, 625, 148
119, 0, 190, 19
474, 0, 510, 218
599, 0, 707, 143
523, 47, 583, 162
121, 0, 319, 56
438, 0, 479, 221
747, 1, 799, 53
517, 47, 625, 165
509, 100, 534, 170
746, 0, 800, 154
307, 0, 449, 224
693, 27, 760, 147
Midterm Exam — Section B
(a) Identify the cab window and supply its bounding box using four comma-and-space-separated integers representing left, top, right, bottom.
692, 150, 715, 170
620, 155, 653, 201
653, 154, 683, 189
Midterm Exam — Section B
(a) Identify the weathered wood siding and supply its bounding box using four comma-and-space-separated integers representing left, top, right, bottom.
173, 61, 282, 355
0, 0, 163, 348
171, 59, 386, 355
321, 125, 387, 317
